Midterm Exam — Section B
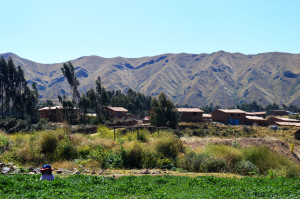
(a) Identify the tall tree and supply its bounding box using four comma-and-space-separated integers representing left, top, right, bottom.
0, 57, 8, 117
150, 92, 179, 129
61, 62, 80, 105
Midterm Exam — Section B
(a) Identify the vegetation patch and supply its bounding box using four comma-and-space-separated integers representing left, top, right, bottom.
1, 175, 300, 198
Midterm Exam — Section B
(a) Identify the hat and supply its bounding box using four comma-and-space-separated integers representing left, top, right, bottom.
40, 164, 53, 171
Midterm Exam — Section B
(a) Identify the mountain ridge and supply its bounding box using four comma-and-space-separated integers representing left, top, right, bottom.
1, 51, 299, 107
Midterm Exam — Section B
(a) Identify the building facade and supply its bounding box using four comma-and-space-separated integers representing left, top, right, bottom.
177, 108, 203, 122
211, 109, 246, 125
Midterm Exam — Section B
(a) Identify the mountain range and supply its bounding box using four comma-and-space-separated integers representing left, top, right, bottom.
1, 51, 299, 107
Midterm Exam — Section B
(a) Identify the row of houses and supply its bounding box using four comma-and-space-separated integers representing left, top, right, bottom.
39, 106, 300, 127
177, 108, 300, 127
39, 106, 129, 122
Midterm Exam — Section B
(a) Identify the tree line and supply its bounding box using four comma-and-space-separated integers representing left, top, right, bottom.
58, 62, 152, 124
1, 58, 299, 128
200, 101, 300, 115
0, 57, 39, 122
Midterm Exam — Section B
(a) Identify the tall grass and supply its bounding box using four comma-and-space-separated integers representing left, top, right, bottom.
0, 125, 299, 177
242, 146, 300, 177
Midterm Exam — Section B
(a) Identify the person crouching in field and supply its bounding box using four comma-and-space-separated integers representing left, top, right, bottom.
40, 164, 54, 181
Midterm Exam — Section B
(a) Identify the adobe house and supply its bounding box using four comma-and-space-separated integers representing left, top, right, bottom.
142, 116, 150, 124
270, 110, 290, 116
246, 112, 266, 118
246, 116, 268, 126
176, 108, 203, 122
203, 114, 212, 122
39, 106, 79, 122
211, 109, 246, 125
267, 117, 300, 125
104, 107, 128, 118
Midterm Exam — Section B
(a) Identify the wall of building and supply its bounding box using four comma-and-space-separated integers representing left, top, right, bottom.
212, 110, 246, 125
104, 108, 127, 118
180, 112, 203, 122
246, 119, 268, 126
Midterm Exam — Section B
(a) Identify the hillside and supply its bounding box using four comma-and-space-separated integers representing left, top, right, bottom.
1, 51, 299, 107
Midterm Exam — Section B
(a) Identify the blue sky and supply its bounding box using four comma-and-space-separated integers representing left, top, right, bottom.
0, 0, 299, 63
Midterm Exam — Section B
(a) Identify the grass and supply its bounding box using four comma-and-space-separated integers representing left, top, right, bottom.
0, 125, 299, 177
1, 175, 300, 198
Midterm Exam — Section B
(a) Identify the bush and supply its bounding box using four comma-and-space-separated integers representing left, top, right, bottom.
122, 142, 144, 169
39, 131, 58, 154
243, 146, 300, 177
157, 158, 174, 169
200, 158, 227, 173
137, 130, 148, 142
179, 152, 208, 172
77, 145, 91, 159
103, 151, 123, 169
155, 137, 184, 159
142, 149, 158, 169
236, 160, 258, 175
55, 138, 78, 160
204, 144, 242, 166
0, 133, 9, 153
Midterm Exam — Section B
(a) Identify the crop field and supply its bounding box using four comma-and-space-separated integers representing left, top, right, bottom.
1, 175, 300, 198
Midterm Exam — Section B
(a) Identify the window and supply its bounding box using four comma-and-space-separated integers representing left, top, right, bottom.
231, 114, 234, 116
238, 114, 240, 116
193, 112, 197, 115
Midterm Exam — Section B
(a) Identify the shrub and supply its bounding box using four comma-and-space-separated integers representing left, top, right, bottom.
85, 159, 101, 169
39, 131, 58, 154
55, 138, 78, 160
155, 136, 184, 159
204, 144, 242, 166
157, 158, 174, 169
179, 152, 208, 172
142, 149, 158, 169
87, 146, 105, 166
137, 130, 148, 142
243, 146, 300, 177
77, 145, 91, 159
192, 129, 206, 137
103, 151, 123, 169
0, 133, 9, 153
122, 142, 144, 169
235, 160, 258, 175
97, 126, 113, 139
200, 158, 227, 173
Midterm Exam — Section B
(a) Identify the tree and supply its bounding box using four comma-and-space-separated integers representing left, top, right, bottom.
0, 57, 7, 117
150, 92, 179, 129
61, 62, 80, 105
42, 99, 54, 108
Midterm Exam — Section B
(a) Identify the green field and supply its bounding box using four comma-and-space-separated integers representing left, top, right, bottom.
1, 174, 299, 198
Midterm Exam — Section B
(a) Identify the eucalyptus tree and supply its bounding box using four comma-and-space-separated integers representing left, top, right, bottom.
61, 61, 80, 105
0, 57, 7, 117
150, 92, 179, 129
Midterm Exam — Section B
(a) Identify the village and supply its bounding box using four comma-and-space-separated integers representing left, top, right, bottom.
39, 105, 300, 130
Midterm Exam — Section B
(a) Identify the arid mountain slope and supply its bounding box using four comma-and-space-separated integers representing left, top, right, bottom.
1, 51, 299, 107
